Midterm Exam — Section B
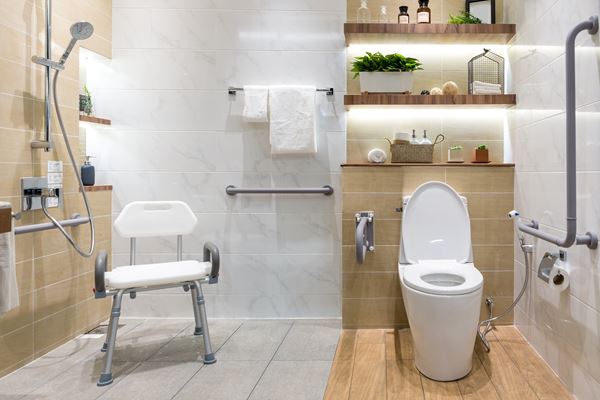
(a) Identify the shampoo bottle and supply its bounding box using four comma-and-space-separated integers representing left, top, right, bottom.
81, 156, 95, 186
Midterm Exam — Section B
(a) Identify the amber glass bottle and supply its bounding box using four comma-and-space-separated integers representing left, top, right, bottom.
417, 0, 431, 24
398, 6, 409, 24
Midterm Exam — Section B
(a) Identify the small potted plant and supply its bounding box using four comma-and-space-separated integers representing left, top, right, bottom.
473, 144, 490, 163
79, 85, 93, 116
448, 145, 464, 163
448, 11, 482, 24
351, 52, 423, 93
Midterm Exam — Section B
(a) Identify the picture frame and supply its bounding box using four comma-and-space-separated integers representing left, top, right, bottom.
466, 0, 495, 24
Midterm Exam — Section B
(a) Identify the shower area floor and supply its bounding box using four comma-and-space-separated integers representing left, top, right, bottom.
324, 326, 573, 400
0, 318, 340, 400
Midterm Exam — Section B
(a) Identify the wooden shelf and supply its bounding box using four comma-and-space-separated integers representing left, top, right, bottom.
344, 93, 516, 107
342, 163, 514, 168
344, 23, 516, 45
79, 115, 111, 125
82, 185, 113, 192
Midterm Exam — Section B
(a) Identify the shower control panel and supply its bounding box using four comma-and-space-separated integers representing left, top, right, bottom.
21, 176, 63, 212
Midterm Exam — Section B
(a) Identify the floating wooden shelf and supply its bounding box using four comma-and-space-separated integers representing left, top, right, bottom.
344, 93, 516, 107
82, 185, 113, 192
79, 115, 111, 125
344, 23, 516, 45
341, 163, 515, 167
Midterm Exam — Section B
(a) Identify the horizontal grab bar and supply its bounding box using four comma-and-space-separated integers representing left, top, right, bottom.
228, 87, 334, 96
15, 214, 90, 235
225, 185, 334, 196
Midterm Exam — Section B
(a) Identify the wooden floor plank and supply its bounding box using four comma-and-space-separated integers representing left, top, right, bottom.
335, 329, 358, 361
349, 343, 386, 400
386, 359, 425, 400
458, 356, 501, 400
385, 328, 414, 360
494, 326, 573, 400
475, 330, 539, 400
324, 360, 354, 400
421, 376, 462, 400
356, 329, 385, 344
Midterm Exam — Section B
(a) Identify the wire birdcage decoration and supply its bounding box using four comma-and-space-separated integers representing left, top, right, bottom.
468, 48, 504, 94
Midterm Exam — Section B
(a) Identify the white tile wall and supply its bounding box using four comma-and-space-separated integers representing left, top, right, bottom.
86, 0, 346, 318
506, 0, 600, 398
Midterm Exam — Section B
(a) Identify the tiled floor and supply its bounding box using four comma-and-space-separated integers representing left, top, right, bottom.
0, 318, 340, 400
324, 326, 574, 400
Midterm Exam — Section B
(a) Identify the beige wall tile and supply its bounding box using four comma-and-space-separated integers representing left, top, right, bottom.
343, 192, 404, 219
471, 219, 513, 245
343, 298, 408, 328
33, 306, 79, 354
0, 292, 33, 336
464, 193, 514, 219
343, 245, 400, 273
343, 167, 445, 193
472, 245, 514, 271
343, 272, 402, 299
446, 167, 514, 193
0, 325, 34, 374
481, 270, 514, 297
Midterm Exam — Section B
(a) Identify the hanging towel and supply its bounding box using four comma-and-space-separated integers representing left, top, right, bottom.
243, 85, 269, 123
269, 85, 317, 154
0, 203, 19, 315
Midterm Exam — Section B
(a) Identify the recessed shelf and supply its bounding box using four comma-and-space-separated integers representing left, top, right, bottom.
345, 23, 516, 45
341, 163, 515, 168
344, 94, 516, 107
79, 115, 111, 125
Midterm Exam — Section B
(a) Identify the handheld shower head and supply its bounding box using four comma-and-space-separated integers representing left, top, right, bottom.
58, 22, 94, 65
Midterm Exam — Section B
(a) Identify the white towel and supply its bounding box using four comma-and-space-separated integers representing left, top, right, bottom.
473, 88, 502, 95
473, 81, 501, 89
269, 86, 317, 154
0, 203, 19, 315
243, 85, 269, 123
368, 148, 387, 163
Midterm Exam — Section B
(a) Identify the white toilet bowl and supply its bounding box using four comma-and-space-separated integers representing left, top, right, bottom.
398, 181, 483, 381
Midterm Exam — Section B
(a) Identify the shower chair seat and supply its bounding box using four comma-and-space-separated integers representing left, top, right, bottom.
93, 201, 220, 387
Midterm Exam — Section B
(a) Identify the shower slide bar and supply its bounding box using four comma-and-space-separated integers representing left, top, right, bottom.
228, 87, 335, 96
516, 16, 599, 250
225, 185, 334, 195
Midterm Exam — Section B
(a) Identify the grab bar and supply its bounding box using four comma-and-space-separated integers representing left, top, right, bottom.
225, 185, 334, 196
516, 16, 598, 250
356, 211, 375, 264
15, 214, 90, 235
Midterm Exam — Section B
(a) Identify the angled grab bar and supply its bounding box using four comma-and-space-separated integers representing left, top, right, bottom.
355, 211, 375, 264
517, 16, 599, 250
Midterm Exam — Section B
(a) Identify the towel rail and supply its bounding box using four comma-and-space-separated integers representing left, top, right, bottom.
225, 185, 334, 196
15, 214, 90, 235
228, 87, 334, 96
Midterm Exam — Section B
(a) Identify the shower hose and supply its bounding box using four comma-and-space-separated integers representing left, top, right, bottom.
41, 69, 95, 258
477, 236, 533, 352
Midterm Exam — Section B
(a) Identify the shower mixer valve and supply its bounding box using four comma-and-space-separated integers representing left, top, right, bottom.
21, 177, 63, 212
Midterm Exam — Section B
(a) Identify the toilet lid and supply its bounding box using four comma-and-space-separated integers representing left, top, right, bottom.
402, 181, 471, 264
402, 261, 483, 295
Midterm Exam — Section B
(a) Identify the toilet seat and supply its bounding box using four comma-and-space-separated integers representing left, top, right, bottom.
402, 261, 483, 295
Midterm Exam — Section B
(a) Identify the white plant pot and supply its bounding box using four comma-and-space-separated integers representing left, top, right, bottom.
448, 148, 464, 163
359, 71, 414, 93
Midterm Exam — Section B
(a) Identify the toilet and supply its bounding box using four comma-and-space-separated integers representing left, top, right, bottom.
398, 181, 483, 381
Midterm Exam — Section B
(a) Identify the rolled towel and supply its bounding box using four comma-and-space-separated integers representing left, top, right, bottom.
368, 148, 387, 163
0, 203, 18, 315
473, 81, 502, 89
243, 85, 269, 123
473, 88, 502, 95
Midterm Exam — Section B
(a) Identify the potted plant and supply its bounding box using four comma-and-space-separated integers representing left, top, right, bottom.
448, 145, 464, 163
473, 144, 489, 162
351, 52, 422, 93
79, 85, 93, 116
448, 11, 482, 24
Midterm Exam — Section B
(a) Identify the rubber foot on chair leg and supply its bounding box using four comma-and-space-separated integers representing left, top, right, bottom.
193, 327, 203, 336
97, 373, 113, 386
100, 343, 108, 352
203, 353, 216, 364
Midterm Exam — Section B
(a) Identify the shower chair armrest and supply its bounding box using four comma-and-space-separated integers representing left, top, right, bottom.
203, 242, 220, 284
94, 250, 108, 298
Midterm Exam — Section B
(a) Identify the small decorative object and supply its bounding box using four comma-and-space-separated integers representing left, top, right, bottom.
357, 0, 371, 22
352, 52, 422, 93
387, 134, 445, 163
79, 84, 93, 116
393, 132, 411, 143
430, 87, 443, 95
466, 0, 495, 24
420, 89, 430, 95
442, 81, 459, 95
398, 6, 410, 24
468, 48, 504, 94
449, 10, 482, 24
421, 130, 432, 144
448, 145, 464, 163
368, 148, 387, 163
417, 0, 431, 24
378, 5, 390, 23
473, 144, 490, 163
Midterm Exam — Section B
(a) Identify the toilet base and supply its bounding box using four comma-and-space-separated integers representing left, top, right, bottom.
415, 359, 472, 382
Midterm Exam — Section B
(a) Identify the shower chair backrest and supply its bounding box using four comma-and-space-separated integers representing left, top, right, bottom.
114, 201, 197, 238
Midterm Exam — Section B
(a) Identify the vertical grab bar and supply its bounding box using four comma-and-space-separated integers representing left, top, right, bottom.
517, 16, 599, 250
355, 211, 375, 264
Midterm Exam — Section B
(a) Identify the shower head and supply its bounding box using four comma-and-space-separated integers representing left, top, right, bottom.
58, 22, 94, 65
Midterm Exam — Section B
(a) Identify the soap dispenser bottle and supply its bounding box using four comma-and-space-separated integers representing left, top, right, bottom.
81, 156, 95, 186
409, 129, 420, 144
421, 130, 432, 144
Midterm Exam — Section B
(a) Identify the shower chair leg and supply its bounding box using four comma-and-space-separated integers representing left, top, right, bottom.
98, 290, 124, 386
190, 283, 203, 336
194, 281, 216, 364
100, 309, 115, 352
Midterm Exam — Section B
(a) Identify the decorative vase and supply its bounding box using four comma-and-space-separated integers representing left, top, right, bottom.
473, 148, 489, 163
359, 71, 413, 93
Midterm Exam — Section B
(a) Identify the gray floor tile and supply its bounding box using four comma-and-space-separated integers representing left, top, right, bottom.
98, 361, 202, 400
248, 361, 332, 400
149, 320, 243, 362
173, 360, 269, 400
274, 320, 340, 361
216, 320, 293, 361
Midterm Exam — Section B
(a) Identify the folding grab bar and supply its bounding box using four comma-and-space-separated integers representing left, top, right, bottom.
517, 16, 599, 250
226, 185, 334, 196
356, 211, 375, 264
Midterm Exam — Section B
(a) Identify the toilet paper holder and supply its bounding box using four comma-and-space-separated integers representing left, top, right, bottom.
538, 250, 567, 285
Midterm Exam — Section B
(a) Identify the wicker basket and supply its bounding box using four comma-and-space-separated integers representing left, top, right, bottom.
387, 134, 445, 163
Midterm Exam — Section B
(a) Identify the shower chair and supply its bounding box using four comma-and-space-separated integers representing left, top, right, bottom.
93, 201, 220, 386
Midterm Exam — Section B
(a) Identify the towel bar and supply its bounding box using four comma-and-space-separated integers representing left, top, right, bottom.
225, 185, 334, 196
228, 87, 334, 96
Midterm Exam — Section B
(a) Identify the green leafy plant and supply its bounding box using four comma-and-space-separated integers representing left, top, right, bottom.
80, 85, 93, 116
351, 52, 423, 78
449, 145, 463, 150
476, 144, 488, 150
449, 11, 482, 24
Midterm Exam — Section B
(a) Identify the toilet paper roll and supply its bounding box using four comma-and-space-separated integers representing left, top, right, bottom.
548, 261, 570, 292
368, 148, 387, 163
